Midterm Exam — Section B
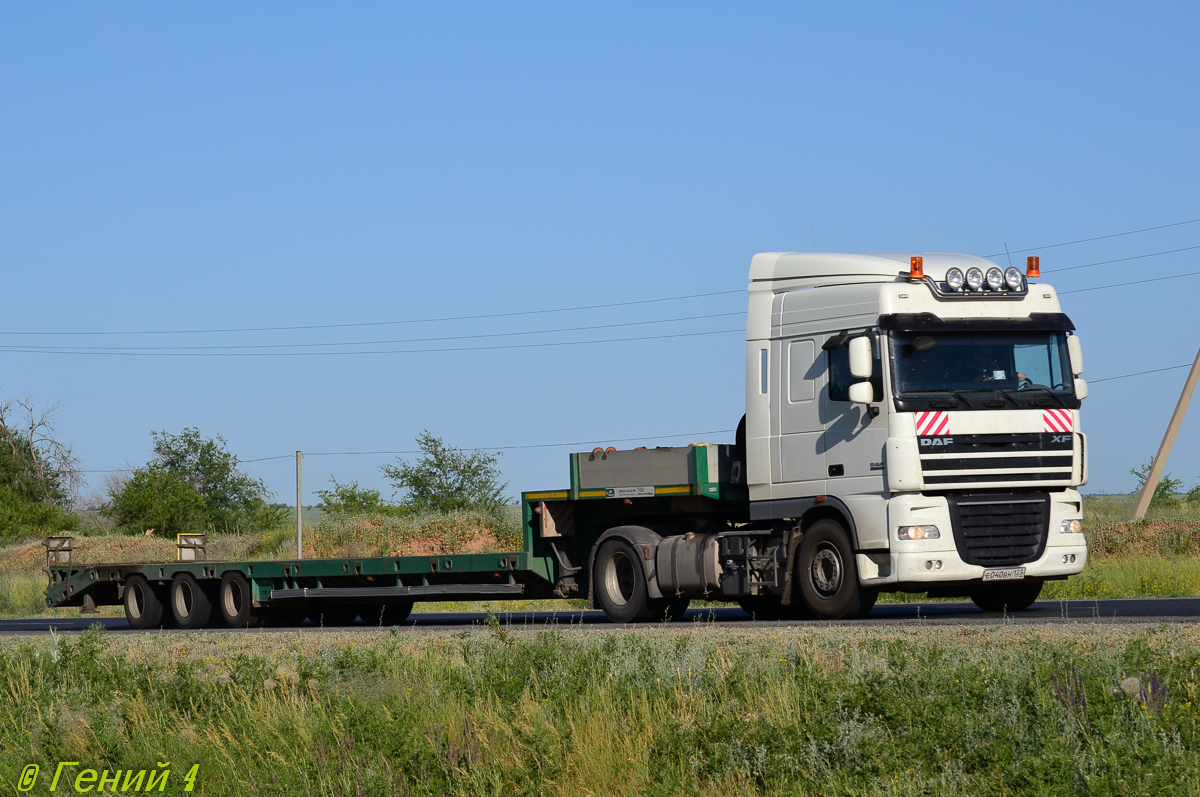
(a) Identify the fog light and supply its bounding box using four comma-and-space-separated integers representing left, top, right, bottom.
945, 268, 964, 291
1062, 555, 1069, 564
965, 267, 984, 291
1070, 554, 1076, 563
1004, 266, 1023, 290
898, 525, 941, 540
924, 560, 934, 570
986, 267, 1005, 290
934, 560, 943, 570
1059, 519, 1082, 534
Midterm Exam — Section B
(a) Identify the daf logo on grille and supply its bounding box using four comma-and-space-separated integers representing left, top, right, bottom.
920, 437, 954, 446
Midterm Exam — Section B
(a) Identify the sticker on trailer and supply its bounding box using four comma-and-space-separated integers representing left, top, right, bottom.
915, 411, 950, 436
605, 486, 656, 499
1043, 409, 1073, 433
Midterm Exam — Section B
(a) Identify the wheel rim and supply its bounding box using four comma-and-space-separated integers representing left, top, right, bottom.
603, 550, 637, 607
223, 580, 243, 618
175, 581, 193, 617
128, 583, 144, 620
810, 542, 843, 596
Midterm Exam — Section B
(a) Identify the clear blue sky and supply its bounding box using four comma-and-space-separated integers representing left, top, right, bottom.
2, 2, 1198, 503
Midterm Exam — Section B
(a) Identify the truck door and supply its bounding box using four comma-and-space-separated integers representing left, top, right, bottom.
778, 337, 827, 485
821, 335, 887, 492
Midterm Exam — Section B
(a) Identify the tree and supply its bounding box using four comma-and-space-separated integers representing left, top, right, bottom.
0, 396, 81, 540
1131, 461, 1183, 508
381, 431, 508, 514
104, 428, 284, 535
315, 478, 391, 515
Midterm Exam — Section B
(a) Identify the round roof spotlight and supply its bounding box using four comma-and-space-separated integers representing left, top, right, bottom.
1004, 266, 1023, 290
965, 267, 984, 291
945, 268, 964, 291
986, 267, 1005, 291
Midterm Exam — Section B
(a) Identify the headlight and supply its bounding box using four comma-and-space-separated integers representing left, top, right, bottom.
965, 267, 984, 291
1004, 266, 1023, 290
986, 267, 1004, 291
1059, 519, 1083, 534
945, 268, 964, 291
898, 525, 941, 540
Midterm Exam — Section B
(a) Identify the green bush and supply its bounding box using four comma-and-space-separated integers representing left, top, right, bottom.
103, 428, 286, 535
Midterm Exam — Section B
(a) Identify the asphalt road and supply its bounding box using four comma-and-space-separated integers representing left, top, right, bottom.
4, 598, 1200, 635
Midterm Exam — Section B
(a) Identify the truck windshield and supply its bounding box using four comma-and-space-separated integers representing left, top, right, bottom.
889, 330, 1077, 409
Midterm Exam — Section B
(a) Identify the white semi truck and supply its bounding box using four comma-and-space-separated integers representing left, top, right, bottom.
48, 251, 1089, 627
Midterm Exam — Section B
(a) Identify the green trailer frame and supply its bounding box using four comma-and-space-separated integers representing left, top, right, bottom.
44, 444, 746, 622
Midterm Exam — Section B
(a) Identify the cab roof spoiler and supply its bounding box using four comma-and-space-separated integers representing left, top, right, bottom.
877, 312, 1075, 333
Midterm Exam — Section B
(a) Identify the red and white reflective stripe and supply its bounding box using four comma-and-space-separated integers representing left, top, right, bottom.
915, 411, 950, 436
1043, 409, 1073, 433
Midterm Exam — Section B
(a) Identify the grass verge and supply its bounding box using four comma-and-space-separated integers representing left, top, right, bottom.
2, 623, 1200, 795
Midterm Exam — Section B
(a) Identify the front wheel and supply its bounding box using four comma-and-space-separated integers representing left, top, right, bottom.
970, 580, 1043, 613
593, 539, 653, 623
795, 519, 869, 621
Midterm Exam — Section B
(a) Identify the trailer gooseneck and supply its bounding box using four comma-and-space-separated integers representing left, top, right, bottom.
46, 251, 1089, 626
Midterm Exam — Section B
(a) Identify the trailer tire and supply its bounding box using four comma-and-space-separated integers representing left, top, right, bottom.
219, 571, 261, 628
170, 573, 213, 629
124, 575, 164, 629
970, 580, 1042, 613
795, 519, 866, 621
594, 539, 654, 623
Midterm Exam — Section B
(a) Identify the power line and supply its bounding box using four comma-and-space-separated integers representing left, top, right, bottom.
1047, 244, 1200, 274
0, 327, 744, 358
0, 289, 745, 338
79, 428, 737, 473
0, 311, 744, 353
1059, 270, 1200, 295
984, 216, 1200, 258
1090, 363, 1193, 384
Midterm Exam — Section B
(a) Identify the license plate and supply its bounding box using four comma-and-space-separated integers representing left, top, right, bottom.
982, 567, 1026, 581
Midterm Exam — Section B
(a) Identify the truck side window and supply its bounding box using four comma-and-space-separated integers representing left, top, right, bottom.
828, 341, 883, 402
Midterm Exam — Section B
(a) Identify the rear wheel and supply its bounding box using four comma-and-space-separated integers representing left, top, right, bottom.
124, 575, 164, 629
594, 539, 653, 623
970, 580, 1043, 613
170, 573, 213, 629
219, 571, 262, 628
649, 597, 691, 622
795, 519, 867, 621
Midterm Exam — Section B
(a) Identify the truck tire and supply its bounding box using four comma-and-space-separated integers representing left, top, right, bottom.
649, 597, 691, 622
124, 574, 164, 629
170, 573, 213, 629
219, 571, 261, 628
594, 538, 654, 623
970, 580, 1043, 613
795, 519, 867, 621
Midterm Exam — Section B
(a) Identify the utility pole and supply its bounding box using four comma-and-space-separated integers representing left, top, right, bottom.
296, 451, 303, 559
1133, 345, 1200, 520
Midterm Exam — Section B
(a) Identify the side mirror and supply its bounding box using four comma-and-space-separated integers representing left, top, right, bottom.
1067, 336, 1084, 376
1074, 378, 1088, 400
849, 336, 873, 379
849, 381, 874, 404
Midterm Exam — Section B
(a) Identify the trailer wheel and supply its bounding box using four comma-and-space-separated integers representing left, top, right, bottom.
970, 580, 1043, 613
795, 519, 867, 621
219, 571, 261, 628
124, 574, 164, 629
594, 539, 653, 623
170, 573, 213, 629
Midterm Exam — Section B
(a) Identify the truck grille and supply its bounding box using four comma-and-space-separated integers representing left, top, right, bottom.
919, 433, 1074, 489
947, 493, 1050, 567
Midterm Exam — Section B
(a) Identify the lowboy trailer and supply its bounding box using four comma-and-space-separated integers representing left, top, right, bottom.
45, 251, 1089, 626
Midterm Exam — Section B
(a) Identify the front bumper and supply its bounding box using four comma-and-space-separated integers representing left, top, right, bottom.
856, 489, 1088, 587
